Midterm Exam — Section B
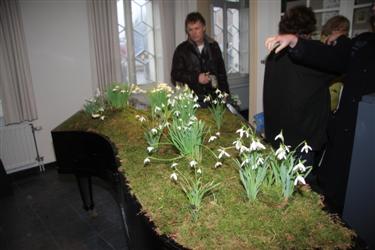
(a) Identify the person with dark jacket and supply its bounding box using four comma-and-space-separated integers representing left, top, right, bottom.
171, 12, 230, 102
265, 18, 375, 214
263, 6, 335, 167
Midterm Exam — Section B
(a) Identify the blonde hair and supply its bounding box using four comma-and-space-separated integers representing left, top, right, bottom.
321, 15, 350, 36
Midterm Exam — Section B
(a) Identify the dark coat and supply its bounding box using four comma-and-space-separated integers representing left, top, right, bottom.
263, 47, 334, 151
289, 33, 375, 212
171, 37, 230, 101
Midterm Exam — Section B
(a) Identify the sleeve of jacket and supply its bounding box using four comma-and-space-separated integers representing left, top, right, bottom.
288, 38, 351, 74
212, 42, 230, 94
171, 46, 200, 91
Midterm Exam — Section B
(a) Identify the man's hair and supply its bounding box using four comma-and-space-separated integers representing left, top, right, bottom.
185, 12, 206, 31
321, 15, 350, 36
279, 6, 316, 35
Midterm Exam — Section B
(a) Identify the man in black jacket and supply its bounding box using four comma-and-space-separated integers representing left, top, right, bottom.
265, 14, 375, 214
171, 12, 230, 102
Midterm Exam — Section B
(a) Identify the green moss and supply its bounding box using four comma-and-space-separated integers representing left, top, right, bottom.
55, 107, 354, 249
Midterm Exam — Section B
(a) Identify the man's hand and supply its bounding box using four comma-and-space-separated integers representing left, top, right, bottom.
265, 34, 298, 53
198, 72, 211, 84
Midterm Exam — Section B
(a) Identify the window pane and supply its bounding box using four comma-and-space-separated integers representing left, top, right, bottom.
227, 8, 239, 73
132, 0, 155, 83
310, 0, 340, 10
282, 0, 306, 13
355, 0, 373, 4
352, 6, 373, 36
213, 7, 224, 52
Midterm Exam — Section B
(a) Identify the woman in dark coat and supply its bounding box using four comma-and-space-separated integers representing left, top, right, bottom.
265, 27, 375, 214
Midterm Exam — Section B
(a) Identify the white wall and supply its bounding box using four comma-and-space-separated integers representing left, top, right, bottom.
19, 0, 93, 164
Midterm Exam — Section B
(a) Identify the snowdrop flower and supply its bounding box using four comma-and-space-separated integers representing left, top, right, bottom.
193, 103, 200, 108
218, 93, 224, 99
215, 89, 221, 94
189, 160, 198, 168
233, 140, 242, 150
120, 89, 126, 93
174, 110, 180, 117
301, 142, 312, 154
294, 175, 306, 186
99, 107, 104, 112
212, 100, 218, 104
139, 116, 146, 122
147, 146, 154, 153
215, 132, 220, 137
293, 161, 306, 172
197, 168, 202, 174
170, 172, 178, 182
275, 131, 284, 142
144, 158, 150, 165
151, 128, 158, 134
92, 113, 100, 118
249, 139, 266, 151
256, 157, 264, 165
154, 106, 161, 113
208, 136, 217, 143
203, 96, 211, 103
170, 163, 178, 169
236, 128, 249, 138
223, 92, 229, 98
240, 145, 250, 154
218, 148, 230, 159
241, 158, 250, 167
275, 146, 287, 160
100, 116, 105, 120
214, 162, 222, 168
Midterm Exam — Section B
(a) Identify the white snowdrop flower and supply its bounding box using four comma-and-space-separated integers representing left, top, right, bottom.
174, 110, 180, 117
197, 168, 202, 174
139, 116, 146, 122
164, 122, 170, 128
275, 131, 284, 142
236, 128, 247, 138
212, 100, 218, 104
203, 96, 211, 103
190, 116, 198, 121
256, 157, 264, 165
170, 172, 178, 181
301, 142, 312, 154
151, 128, 158, 134
187, 121, 194, 126
241, 158, 250, 167
92, 113, 100, 118
223, 92, 229, 98
293, 161, 306, 172
218, 93, 224, 99
218, 148, 230, 159
216, 132, 220, 137
147, 146, 154, 153
144, 158, 150, 165
294, 175, 306, 186
193, 96, 199, 102
275, 146, 287, 160
135, 115, 140, 119
177, 126, 182, 130
240, 145, 250, 154
155, 106, 161, 112
233, 140, 242, 150
215, 89, 221, 94
161, 103, 165, 108
221, 100, 226, 104
214, 162, 222, 168
251, 164, 258, 170
120, 89, 126, 93
189, 160, 198, 168
193, 103, 200, 108
249, 139, 266, 151
208, 136, 217, 143
167, 93, 172, 98
170, 163, 178, 168
100, 116, 105, 120
99, 107, 104, 112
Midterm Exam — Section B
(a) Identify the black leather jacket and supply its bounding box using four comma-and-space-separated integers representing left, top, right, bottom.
171, 37, 230, 101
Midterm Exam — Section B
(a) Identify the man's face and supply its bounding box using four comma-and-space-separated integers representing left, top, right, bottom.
186, 21, 205, 45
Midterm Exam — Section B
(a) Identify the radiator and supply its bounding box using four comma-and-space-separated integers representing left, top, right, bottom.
0, 123, 43, 173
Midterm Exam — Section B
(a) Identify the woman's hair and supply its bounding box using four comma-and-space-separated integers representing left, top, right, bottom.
279, 6, 316, 35
321, 15, 350, 36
